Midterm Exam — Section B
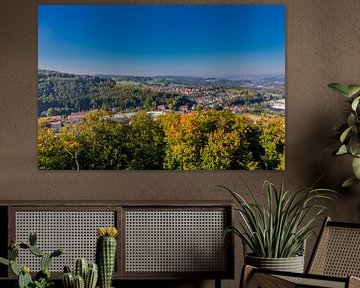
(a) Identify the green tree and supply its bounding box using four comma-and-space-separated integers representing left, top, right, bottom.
58, 125, 81, 170
231, 115, 261, 170
125, 112, 165, 169
258, 117, 285, 170
79, 110, 129, 169
201, 129, 240, 169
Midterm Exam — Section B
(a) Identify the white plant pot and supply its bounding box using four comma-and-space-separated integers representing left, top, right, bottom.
245, 254, 305, 273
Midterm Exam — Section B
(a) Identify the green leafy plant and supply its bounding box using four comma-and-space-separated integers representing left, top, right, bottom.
328, 83, 360, 187
32, 278, 54, 288
222, 179, 334, 258
0, 232, 63, 288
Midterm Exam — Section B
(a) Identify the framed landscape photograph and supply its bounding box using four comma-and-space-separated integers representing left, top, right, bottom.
38, 5, 285, 170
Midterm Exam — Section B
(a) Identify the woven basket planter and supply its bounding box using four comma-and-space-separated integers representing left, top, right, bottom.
245, 254, 305, 273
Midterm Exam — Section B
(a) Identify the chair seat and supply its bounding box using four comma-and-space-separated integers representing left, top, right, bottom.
277, 275, 346, 288
243, 265, 360, 288
241, 218, 360, 288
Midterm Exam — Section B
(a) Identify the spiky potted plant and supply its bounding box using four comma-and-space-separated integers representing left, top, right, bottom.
96, 227, 118, 288
62, 258, 98, 288
328, 83, 360, 187
0, 232, 63, 288
222, 179, 334, 273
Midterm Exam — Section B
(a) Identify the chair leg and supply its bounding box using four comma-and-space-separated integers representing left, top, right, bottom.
240, 265, 255, 288
240, 265, 296, 288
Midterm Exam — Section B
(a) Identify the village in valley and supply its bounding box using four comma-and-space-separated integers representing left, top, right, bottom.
39, 71, 285, 131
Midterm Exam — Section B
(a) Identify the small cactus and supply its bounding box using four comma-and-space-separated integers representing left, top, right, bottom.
29, 245, 44, 257
51, 248, 64, 258
35, 268, 50, 281
63, 272, 74, 288
29, 232, 37, 246
74, 275, 85, 288
96, 227, 118, 288
21, 265, 30, 274
74, 258, 87, 279
63, 259, 98, 288
64, 265, 72, 273
18, 269, 32, 288
85, 263, 98, 288
9, 246, 19, 260
10, 260, 20, 276
0, 232, 63, 288
41, 253, 52, 270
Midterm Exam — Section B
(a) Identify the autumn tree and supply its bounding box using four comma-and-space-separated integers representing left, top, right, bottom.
38, 119, 73, 169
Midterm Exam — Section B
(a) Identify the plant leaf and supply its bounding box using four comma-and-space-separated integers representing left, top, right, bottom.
340, 126, 353, 143
342, 177, 360, 188
347, 114, 356, 128
352, 157, 360, 179
351, 96, 360, 111
328, 83, 351, 97
347, 85, 360, 97
10, 261, 20, 276
0, 257, 9, 266
336, 144, 348, 155
348, 135, 360, 156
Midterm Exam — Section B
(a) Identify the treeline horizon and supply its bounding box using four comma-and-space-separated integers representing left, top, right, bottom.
38, 109, 285, 170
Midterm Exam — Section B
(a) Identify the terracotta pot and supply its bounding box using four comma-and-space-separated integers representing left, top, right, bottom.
245, 254, 305, 273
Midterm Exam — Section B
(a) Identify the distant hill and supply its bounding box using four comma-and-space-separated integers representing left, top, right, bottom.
98, 74, 259, 87
38, 69, 117, 116
38, 70, 194, 116
38, 69, 284, 117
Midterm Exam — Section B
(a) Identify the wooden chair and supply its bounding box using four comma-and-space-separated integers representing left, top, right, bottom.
241, 217, 360, 288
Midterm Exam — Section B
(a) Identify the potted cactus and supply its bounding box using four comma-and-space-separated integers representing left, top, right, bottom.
62, 258, 98, 288
96, 227, 118, 288
0, 232, 63, 288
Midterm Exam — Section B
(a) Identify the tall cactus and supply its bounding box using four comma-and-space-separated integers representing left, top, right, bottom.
96, 227, 118, 288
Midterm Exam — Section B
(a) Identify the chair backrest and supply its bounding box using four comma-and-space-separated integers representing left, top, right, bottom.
307, 217, 360, 277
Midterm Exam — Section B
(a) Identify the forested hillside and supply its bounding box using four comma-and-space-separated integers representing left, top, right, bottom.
38, 70, 115, 115
38, 70, 195, 116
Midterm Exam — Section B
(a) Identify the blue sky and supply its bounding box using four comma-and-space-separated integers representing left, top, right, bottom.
38, 5, 285, 78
